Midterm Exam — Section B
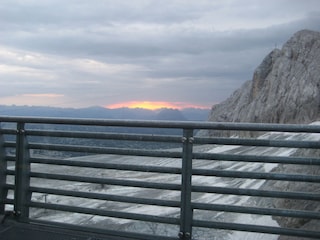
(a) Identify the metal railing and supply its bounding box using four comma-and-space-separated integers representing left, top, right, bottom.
0, 116, 320, 239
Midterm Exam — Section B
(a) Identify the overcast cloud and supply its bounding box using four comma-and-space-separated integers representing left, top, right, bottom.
0, 0, 320, 108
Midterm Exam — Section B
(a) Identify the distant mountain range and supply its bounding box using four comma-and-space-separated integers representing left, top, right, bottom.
0, 105, 210, 121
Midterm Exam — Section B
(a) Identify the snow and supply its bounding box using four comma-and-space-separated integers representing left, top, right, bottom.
230, 215, 279, 240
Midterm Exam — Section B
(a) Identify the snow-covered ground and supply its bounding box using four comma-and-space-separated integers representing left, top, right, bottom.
7, 127, 320, 239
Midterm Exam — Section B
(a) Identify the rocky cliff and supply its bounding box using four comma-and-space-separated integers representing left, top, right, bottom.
207, 30, 320, 129
205, 30, 320, 239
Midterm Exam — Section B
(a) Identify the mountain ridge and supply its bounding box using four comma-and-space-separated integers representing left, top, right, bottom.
206, 29, 320, 131
204, 29, 320, 238
0, 104, 209, 121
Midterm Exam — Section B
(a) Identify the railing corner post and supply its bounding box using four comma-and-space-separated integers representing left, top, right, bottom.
180, 129, 194, 240
14, 122, 31, 222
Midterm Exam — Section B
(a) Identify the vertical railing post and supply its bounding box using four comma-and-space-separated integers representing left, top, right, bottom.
179, 129, 194, 240
14, 122, 31, 222
0, 123, 7, 214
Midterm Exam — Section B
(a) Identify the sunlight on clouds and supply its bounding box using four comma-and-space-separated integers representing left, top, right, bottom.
0, 47, 49, 66
0, 47, 59, 80
22, 93, 64, 98
0, 64, 55, 80
0, 93, 65, 107
0, 46, 145, 78
0, 45, 148, 107
106, 101, 209, 110
72, 59, 146, 75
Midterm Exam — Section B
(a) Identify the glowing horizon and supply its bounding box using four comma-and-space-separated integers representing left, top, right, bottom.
106, 101, 210, 110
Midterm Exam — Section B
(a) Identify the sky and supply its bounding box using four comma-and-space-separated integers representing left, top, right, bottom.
0, 0, 320, 110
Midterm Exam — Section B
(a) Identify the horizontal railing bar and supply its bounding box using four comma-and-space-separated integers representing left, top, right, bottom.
3, 199, 14, 205
192, 202, 320, 219
6, 169, 15, 175
192, 185, 320, 200
29, 201, 180, 225
0, 129, 17, 134
5, 155, 16, 162
4, 184, 15, 190
193, 152, 320, 165
29, 186, 181, 208
30, 157, 182, 174
29, 219, 178, 240
28, 143, 182, 158
192, 168, 320, 182
195, 136, 320, 149
192, 220, 320, 239
30, 172, 181, 191
2, 116, 320, 132
24, 133, 319, 149
3, 141, 16, 148
26, 129, 182, 143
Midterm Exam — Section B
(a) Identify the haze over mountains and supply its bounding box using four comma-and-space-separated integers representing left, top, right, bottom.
0, 105, 209, 121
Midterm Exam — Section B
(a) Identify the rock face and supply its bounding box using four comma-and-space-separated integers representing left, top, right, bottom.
207, 30, 320, 129
205, 30, 320, 238
264, 147, 320, 240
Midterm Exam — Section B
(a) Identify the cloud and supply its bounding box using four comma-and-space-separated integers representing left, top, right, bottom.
22, 93, 64, 98
0, 93, 66, 106
0, 0, 320, 108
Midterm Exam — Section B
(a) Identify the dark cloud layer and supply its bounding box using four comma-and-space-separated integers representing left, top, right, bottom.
0, 0, 320, 108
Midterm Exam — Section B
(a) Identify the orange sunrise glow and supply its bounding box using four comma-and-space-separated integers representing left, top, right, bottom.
106, 101, 209, 110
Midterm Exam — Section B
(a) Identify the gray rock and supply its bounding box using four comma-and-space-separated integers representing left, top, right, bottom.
203, 29, 320, 238
264, 148, 320, 239
205, 29, 320, 137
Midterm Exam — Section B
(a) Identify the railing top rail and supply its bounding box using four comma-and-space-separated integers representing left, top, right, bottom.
1, 115, 320, 132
